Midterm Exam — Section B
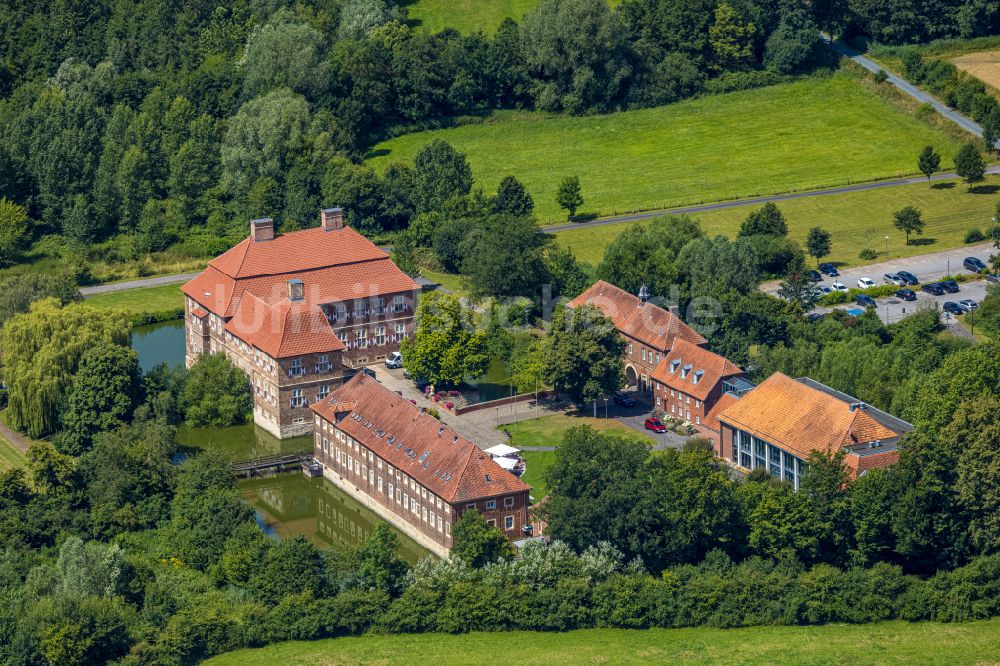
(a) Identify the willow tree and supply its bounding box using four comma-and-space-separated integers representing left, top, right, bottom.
2, 298, 129, 438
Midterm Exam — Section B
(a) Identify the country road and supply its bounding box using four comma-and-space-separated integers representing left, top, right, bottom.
80, 272, 199, 296
826, 37, 995, 146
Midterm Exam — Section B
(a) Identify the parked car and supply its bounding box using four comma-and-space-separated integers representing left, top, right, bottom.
384, 351, 403, 368
943, 301, 965, 316
895, 288, 917, 301
882, 273, 904, 286
612, 391, 636, 407
857, 277, 876, 289
816, 285, 832, 295
896, 270, 919, 285
987, 274, 1000, 284
644, 417, 667, 433
964, 257, 987, 273
958, 299, 979, 311
922, 283, 946, 296
805, 269, 822, 282
855, 294, 877, 308
940, 279, 960, 294
831, 282, 848, 292
819, 263, 839, 277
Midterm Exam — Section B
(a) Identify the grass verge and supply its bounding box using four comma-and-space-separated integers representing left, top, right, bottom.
552, 174, 1000, 268
367, 74, 964, 223
204, 619, 1000, 665
401, 0, 621, 35
85, 283, 185, 323
0, 436, 27, 473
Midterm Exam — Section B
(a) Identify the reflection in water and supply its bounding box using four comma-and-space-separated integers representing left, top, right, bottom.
131, 319, 185, 372
465, 356, 514, 403
177, 422, 311, 462
238, 472, 432, 564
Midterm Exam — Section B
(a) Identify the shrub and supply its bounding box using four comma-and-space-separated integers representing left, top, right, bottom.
873, 69, 888, 83
859, 248, 878, 260
965, 228, 986, 243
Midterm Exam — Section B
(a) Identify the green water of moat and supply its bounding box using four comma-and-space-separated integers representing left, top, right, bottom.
239, 472, 432, 564
131, 319, 185, 372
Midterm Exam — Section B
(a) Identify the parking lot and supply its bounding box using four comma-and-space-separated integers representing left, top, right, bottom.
824, 278, 990, 325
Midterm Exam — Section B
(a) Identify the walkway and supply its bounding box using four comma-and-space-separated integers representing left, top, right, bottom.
0, 417, 32, 454
826, 36, 994, 145
80, 272, 198, 296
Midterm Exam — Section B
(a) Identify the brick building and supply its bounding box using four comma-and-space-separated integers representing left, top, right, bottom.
649, 338, 749, 427
182, 208, 419, 438
567, 280, 706, 398
716, 372, 912, 488
311, 373, 532, 558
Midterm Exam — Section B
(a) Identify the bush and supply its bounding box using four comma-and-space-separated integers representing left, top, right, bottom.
180, 353, 252, 428
859, 248, 878, 260
965, 228, 986, 243
817, 284, 897, 307
873, 69, 888, 83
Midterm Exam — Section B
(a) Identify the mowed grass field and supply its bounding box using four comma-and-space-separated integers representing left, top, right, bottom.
205, 619, 1000, 665
0, 437, 26, 473
401, 0, 620, 34
84, 282, 184, 315
553, 175, 1000, 268
366, 74, 964, 223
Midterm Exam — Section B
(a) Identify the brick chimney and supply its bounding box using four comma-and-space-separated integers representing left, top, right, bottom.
321, 207, 344, 231
251, 218, 274, 242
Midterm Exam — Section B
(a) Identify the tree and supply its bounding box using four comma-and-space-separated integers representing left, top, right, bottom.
412, 139, 473, 214
0, 273, 80, 328
58, 345, 142, 456
356, 522, 411, 596
400, 291, 489, 387
709, 2, 756, 72
461, 213, 550, 299
777, 269, 819, 311
0, 197, 30, 266
2, 299, 129, 438
596, 216, 702, 296
492, 175, 534, 217
240, 12, 327, 97
180, 353, 252, 428
955, 143, 986, 191
954, 397, 1000, 555
545, 245, 591, 299
918, 145, 940, 182
893, 206, 924, 245
739, 202, 787, 237
799, 450, 853, 566
27, 442, 75, 494
451, 508, 515, 567
806, 226, 832, 266
555, 175, 583, 220
544, 305, 625, 403
338, 0, 401, 40
675, 236, 760, 298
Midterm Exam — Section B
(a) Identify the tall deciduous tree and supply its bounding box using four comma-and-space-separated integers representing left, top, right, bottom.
2, 299, 129, 438
893, 205, 924, 245
918, 145, 940, 182
544, 305, 624, 403
806, 226, 832, 266
451, 508, 516, 567
57, 345, 143, 456
492, 175, 534, 217
412, 139, 473, 214
240, 12, 327, 96
739, 202, 787, 237
555, 175, 583, 220
955, 143, 986, 191
180, 353, 252, 428
460, 213, 550, 299
709, 2, 756, 72
0, 197, 30, 266
400, 291, 488, 387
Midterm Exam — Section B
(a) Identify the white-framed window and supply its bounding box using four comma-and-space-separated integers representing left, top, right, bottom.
628, 343, 633, 354
504, 496, 514, 509
338, 331, 348, 343
393, 294, 406, 312
505, 516, 514, 530
486, 500, 496, 510
353, 299, 367, 318
375, 326, 386, 346
372, 296, 386, 314
318, 384, 330, 399
290, 389, 307, 408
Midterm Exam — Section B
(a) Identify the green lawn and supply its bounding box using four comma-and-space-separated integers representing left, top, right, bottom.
401, 0, 620, 35
366, 74, 964, 223
502, 413, 651, 498
85, 282, 184, 316
553, 174, 1000, 269
205, 619, 1000, 665
0, 436, 26, 473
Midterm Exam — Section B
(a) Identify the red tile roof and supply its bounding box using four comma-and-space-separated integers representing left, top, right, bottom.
312, 374, 531, 503
716, 372, 901, 460
191, 306, 208, 319
567, 280, 706, 352
182, 224, 419, 358
703, 392, 739, 433
224, 292, 345, 358
650, 338, 744, 402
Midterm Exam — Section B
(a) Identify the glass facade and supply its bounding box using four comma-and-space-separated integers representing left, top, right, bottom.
732, 427, 803, 489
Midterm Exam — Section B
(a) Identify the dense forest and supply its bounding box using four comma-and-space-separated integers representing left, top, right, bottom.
0, 0, 991, 280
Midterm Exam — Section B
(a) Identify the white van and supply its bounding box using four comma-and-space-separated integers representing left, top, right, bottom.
385, 351, 403, 369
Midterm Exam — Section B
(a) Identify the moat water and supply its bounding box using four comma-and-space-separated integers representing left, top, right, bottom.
131, 319, 432, 561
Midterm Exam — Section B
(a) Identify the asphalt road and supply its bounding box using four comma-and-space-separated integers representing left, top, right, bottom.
80, 271, 199, 296
827, 37, 994, 146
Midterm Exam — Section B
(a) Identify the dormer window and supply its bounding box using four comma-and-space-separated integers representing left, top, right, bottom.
669, 359, 681, 373
681, 363, 692, 378
693, 370, 704, 384
287, 279, 304, 301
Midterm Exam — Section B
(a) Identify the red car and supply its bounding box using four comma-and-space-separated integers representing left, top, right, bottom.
644, 417, 667, 433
